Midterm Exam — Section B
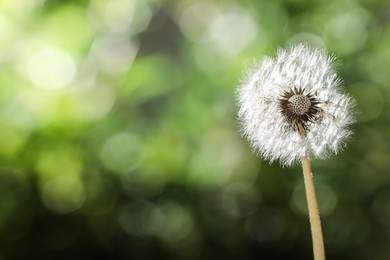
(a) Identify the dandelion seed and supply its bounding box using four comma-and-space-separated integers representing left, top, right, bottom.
237, 44, 355, 166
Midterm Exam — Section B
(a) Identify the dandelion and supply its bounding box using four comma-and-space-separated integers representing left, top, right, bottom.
236, 44, 355, 260
237, 44, 354, 166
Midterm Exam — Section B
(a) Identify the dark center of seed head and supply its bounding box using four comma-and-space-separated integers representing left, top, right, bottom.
287, 95, 311, 115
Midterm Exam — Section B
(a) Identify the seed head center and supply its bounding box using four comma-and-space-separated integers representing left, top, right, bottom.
287, 94, 311, 115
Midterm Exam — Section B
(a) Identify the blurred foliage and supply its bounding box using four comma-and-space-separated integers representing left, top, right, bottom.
0, 0, 389, 259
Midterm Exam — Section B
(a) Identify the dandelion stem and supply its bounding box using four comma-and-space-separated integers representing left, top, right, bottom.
297, 123, 326, 260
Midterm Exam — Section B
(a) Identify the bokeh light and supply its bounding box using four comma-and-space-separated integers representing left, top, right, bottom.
99, 132, 143, 173
42, 175, 85, 214
27, 47, 77, 89
0, 0, 388, 259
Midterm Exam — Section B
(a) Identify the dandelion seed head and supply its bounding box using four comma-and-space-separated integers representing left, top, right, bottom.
288, 95, 311, 115
236, 44, 355, 166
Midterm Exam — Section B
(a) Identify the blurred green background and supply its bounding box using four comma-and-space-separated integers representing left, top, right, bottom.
0, 0, 389, 259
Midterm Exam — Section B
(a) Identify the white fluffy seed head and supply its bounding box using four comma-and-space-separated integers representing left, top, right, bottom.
236, 44, 355, 166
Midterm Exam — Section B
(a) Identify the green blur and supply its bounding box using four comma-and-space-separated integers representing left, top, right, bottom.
0, 0, 388, 259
